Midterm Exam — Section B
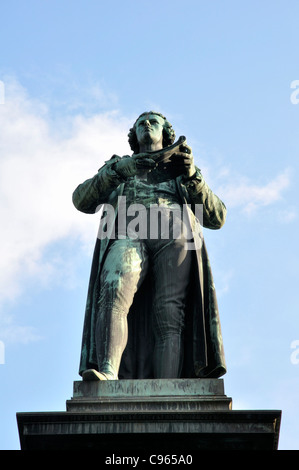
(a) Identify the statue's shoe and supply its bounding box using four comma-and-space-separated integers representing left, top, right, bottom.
82, 369, 116, 381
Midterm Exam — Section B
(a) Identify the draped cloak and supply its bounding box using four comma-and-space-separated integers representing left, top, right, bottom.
72, 155, 227, 379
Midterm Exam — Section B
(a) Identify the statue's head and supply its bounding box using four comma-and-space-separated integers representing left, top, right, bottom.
128, 111, 176, 154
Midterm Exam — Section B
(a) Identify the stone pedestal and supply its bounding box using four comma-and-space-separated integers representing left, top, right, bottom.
17, 379, 281, 451
66, 378, 232, 413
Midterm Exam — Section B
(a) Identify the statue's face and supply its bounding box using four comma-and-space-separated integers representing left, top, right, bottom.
135, 113, 164, 147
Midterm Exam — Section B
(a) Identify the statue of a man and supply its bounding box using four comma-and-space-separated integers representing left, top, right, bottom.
73, 112, 227, 381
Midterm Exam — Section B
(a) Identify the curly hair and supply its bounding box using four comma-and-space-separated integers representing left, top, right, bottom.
128, 111, 176, 154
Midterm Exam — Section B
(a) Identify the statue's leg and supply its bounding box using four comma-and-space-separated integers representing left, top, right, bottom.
95, 239, 148, 379
149, 227, 192, 379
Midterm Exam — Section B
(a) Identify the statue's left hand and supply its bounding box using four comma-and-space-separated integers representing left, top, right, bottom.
170, 143, 196, 178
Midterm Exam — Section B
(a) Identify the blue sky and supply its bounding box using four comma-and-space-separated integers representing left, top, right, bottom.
0, 0, 299, 450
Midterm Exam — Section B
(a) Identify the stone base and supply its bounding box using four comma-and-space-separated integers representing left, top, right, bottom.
17, 379, 281, 451
66, 378, 232, 413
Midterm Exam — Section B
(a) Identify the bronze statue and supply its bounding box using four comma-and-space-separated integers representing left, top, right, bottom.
73, 112, 227, 381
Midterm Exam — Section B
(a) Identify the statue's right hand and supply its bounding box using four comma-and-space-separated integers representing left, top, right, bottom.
114, 154, 156, 178
132, 153, 156, 170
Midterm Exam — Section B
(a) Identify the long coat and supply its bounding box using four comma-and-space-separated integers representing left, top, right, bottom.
73, 155, 227, 379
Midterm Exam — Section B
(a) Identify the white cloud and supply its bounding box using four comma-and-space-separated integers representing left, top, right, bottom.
216, 169, 291, 215
0, 79, 132, 341
191, 144, 292, 217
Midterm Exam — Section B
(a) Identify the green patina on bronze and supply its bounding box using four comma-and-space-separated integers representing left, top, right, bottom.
73, 111, 227, 380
